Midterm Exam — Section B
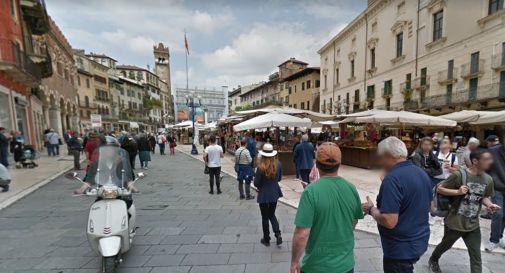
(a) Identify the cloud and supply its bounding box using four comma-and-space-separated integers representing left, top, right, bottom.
191, 10, 233, 35
202, 23, 318, 78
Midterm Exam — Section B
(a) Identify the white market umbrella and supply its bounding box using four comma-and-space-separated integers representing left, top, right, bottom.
233, 112, 312, 131
173, 120, 194, 128
439, 110, 498, 123
340, 110, 456, 127
236, 106, 334, 121
469, 110, 505, 125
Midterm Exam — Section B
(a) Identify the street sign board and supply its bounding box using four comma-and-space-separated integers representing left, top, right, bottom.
90, 114, 102, 128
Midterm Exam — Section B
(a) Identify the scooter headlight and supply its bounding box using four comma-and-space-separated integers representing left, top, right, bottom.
100, 185, 119, 199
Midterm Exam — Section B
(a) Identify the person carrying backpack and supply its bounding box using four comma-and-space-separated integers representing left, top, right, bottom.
433, 138, 459, 183
428, 149, 500, 273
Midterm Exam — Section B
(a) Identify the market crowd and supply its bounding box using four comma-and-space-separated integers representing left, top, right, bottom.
200, 130, 505, 273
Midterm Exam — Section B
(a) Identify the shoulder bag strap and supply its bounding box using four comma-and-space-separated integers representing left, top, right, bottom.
460, 169, 467, 186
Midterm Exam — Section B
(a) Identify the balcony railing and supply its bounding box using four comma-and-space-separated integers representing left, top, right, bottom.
460, 59, 485, 79
95, 96, 110, 102
491, 53, 505, 71
400, 81, 412, 93
437, 68, 458, 84
382, 88, 393, 98
413, 76, 430, 90
0, 38, 42, 86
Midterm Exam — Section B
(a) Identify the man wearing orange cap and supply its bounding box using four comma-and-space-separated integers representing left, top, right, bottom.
291, 142, 363, 273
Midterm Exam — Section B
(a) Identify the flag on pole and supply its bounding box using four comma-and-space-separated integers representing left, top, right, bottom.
184, 31, 190, 55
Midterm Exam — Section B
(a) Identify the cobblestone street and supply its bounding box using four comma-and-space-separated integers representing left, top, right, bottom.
0, 151, 503, 273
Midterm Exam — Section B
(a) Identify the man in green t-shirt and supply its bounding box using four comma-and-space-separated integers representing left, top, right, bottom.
291, 142, 363, 273
429, 149, 500, 273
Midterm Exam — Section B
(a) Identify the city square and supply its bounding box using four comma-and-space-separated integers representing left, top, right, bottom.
1, 0, 505, 273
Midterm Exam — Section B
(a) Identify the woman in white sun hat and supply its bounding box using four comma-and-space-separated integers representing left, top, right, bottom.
254, 143, 283, 247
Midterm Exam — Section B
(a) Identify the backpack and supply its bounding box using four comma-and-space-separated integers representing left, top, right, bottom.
431, 169, 467, 218
434, 151, 457, 167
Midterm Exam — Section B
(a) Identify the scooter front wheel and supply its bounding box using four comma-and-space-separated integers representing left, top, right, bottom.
102, 256, 116, 273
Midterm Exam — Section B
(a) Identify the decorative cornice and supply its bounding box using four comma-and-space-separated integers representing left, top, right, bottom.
348, 51, 357, 60
391, 20, 409, 34
427, 0, 446, 12
367, 37, 379, 49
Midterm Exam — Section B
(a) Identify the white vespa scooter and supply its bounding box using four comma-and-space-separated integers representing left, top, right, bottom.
67, 145, 145, 273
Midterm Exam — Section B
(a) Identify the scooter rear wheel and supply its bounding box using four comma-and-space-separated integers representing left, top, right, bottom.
102, 256, 116, 273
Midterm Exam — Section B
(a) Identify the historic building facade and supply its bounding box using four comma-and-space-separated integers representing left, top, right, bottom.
319, 0, 505, 115
280, 67, 320, 112
174, 87, 226, 123
0, 0, 54, 149
38, 17, 78, 140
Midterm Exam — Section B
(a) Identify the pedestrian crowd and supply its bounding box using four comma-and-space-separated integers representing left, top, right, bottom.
202, 130, 505, 273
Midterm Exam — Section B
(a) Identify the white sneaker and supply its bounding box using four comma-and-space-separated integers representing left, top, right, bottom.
499, 239, 505, 249
485, 242, 498, 252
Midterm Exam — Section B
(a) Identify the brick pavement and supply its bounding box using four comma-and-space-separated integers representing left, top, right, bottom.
0, 151, 502, 272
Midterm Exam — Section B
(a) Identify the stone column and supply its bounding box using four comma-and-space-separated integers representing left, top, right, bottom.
49, 107, 62, 136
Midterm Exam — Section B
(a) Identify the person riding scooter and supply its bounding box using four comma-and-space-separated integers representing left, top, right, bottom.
74, 136, 138, 195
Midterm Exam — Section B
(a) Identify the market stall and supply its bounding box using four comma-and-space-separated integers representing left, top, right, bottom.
174, 120, 196, 145
233, 112, 312, 175
337, 110, 457, 169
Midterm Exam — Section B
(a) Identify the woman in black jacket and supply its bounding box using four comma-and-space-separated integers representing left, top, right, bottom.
254, 143, 283, 247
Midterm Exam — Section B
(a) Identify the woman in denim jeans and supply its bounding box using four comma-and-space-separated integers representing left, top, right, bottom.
254, 143, 283, 247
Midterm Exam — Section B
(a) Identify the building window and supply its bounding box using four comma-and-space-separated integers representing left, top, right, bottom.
367, 85, 375, 100
396, 32, 403, 58
288, 87, 292, 95
77, 76, 81, 86
294, 85, 297, 93
86, 78, 90, 88
448, 60, 454, 79
315, 80, 320, 88
329, 98, 333, 114
84, 96, 89, 107
301, 102, 305, 110
370, 48, 376, 69
9, 0, 16, 18
421, 67, 428, 86
307, 100, 310, 110
336, 68, 340, 84
433, 10, 444, 41
470, 51, 480, 74
302, 82, 305, 91
307, 80, 311, 89
406, 73, 412, 90
384, 80, 393, 95
489, 0, 504, 15
351, 60, 355, 78
322, 99, 326, 114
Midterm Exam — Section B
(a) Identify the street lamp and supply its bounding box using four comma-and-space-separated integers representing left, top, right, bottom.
185, 94, 202, 155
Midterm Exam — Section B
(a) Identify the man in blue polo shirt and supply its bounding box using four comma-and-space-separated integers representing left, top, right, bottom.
362, 137, 432, 273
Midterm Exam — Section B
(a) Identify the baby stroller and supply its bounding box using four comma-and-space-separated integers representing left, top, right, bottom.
14, 144, 39, 168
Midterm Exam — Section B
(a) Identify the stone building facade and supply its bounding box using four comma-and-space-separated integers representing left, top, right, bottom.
38, 17, 79, 140
174, 87, 226, 123
319, 0, 505, 115
0, 0, 54, 149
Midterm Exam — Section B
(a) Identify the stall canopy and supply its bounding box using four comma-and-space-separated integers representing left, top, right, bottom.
340, 110, 457, 127
173, 120, 194, 128
233, 112, 312, 131
236, 106, 334, 121
439, 110, 505, 125
468, 110, 505, 125
439, 110, 497, 123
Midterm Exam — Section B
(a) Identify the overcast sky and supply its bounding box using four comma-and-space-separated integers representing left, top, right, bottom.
46, 0, 366, 91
